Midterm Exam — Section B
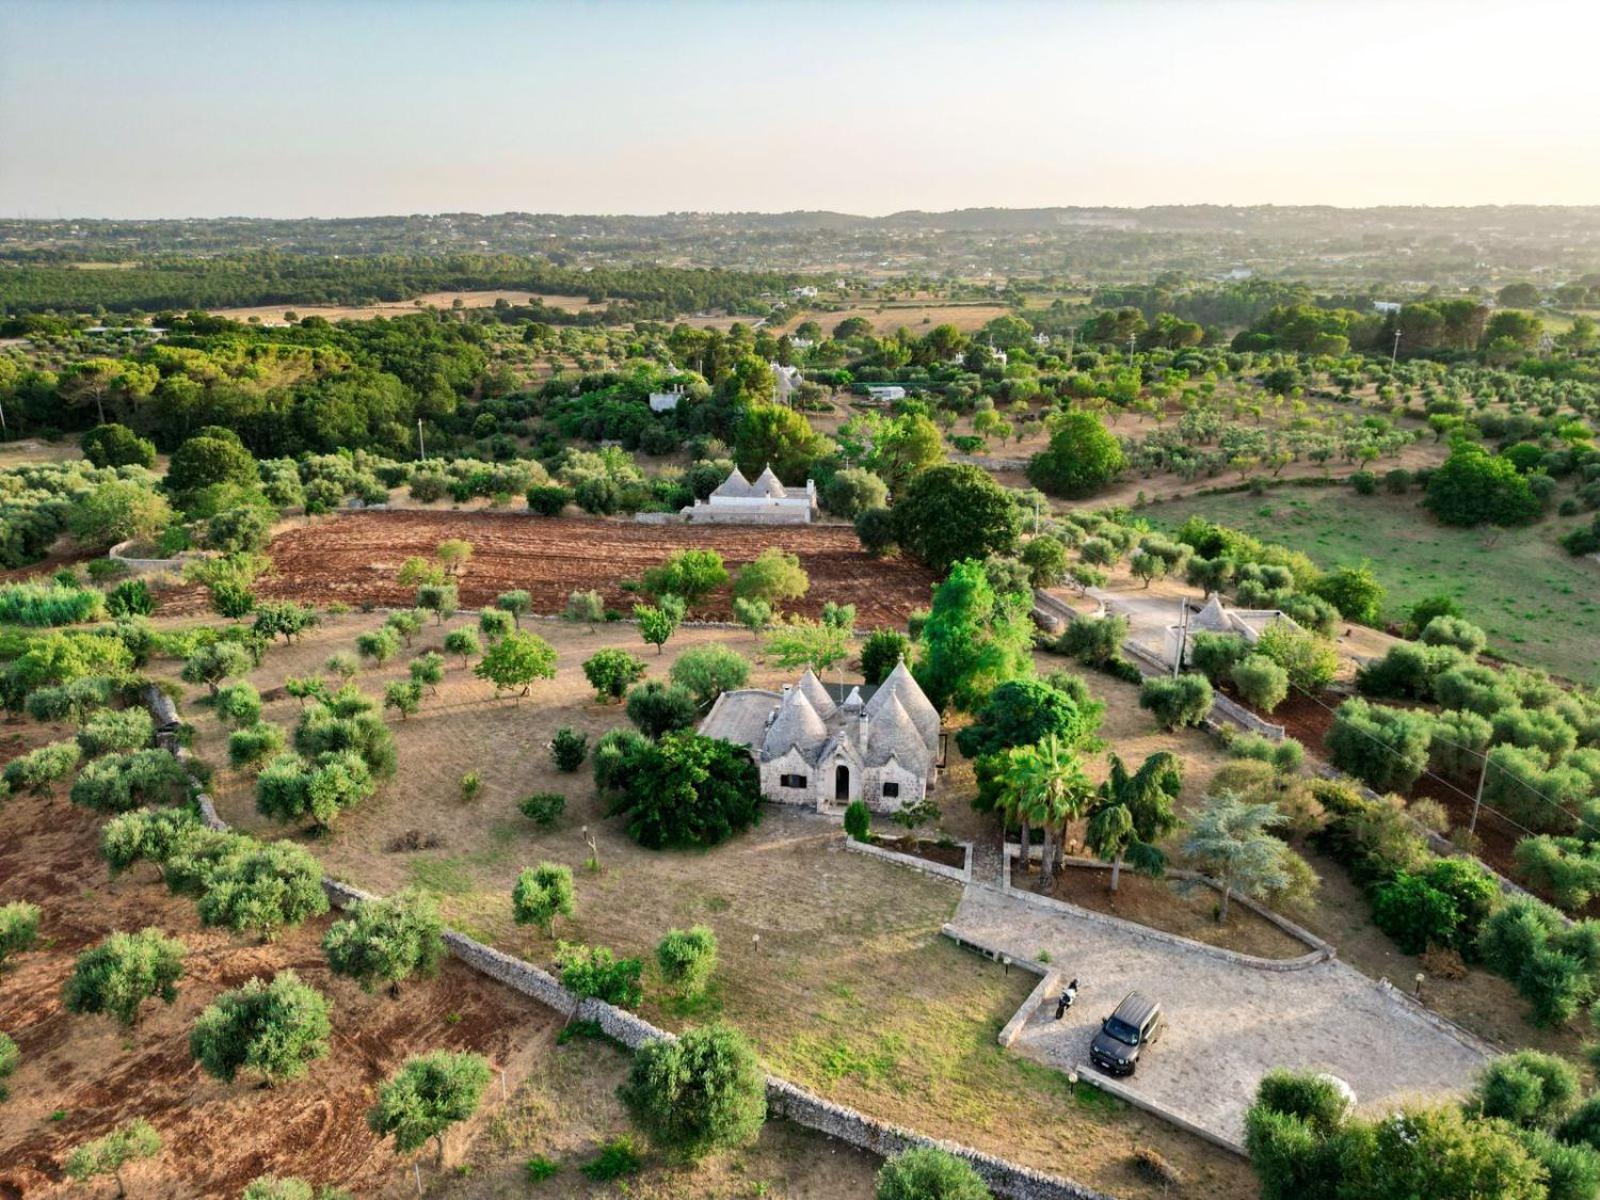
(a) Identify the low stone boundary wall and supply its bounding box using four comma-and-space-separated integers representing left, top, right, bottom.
108, 539, 186, 574
845, 835, 972, 885
999, 968, 1063, 1049
1209, 690, 1287, 740
765, 1077, 1113, 1200
1000, 848, 1332, 972
1076, 1067, 1248, 1157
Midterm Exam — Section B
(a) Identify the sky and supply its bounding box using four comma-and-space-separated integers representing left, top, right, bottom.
2, 0, 1597, 219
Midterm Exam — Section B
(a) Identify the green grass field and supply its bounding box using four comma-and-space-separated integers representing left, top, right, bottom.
1143, 486, 1600, 683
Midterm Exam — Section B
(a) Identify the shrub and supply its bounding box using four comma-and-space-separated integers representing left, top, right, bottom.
322, 889, 445, 994
844, 798, 871, 841
1309, 563, 1385, 624
383, 680, 423, 720
495, 589, 532, 626
1231, 654, 1289, 713
100, 807, 201, 879
63, 927, 186, 1025
228, 722, 285, 770
1255, 622, 1339, 692
519, 791, 566, 828
197, 841, 330, 940
549, 726, 587, 772
619, 1022, 765, 1161
474, 630, 558, 699
189, 969, 331, 1085
213, 681, 262, 729
1138, 674, 1213, 730
822, 467, 888, 519
1513, 837, 1600, 912
1358, 642, 1461, 701
670, 644, 751, 710
555, 941, 642, 1007
732, 548, 808, 605
1371, 873, 1463, 955
1055, 613, 1129, 667
874, 1147, 991, 1200
1188, 631, 1249, 681
77, 706, 154, 757
0, 1030, 15, 1101
0, 583, 105, 627
626, 679, 700, 739
3, 737, 80, 797
526, 484, 572, 515
656, 925, 718, 996
1325, 699, 1432, 794
854, 505, 898, 556
1420, 615, 1488, 656
512, 862, 574, 935
1473, 1050, 1581, 1130
563, 588, 605, 629
71, 747, 190, 813
294, 685, 397, 777
580, 1136, 643, 1182
592, 726, 651, 797
81, 423, 156, 469
582, 647, 647, 702
0, 900, 41, 966
105, 579, 154, 618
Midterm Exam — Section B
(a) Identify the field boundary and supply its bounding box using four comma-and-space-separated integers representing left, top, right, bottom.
142, 687, 1111, 1200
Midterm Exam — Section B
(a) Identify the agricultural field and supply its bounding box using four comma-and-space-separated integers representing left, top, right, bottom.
152, 613, 1258, 1200
1143, 485, 1600, 682
0, 775, 881, 1199
159, 511, 940, 629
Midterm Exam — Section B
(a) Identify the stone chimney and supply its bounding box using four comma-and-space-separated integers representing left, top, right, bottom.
858, 708, 870, 750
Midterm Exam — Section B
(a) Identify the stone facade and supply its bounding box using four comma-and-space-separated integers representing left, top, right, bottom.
681, 464, 817, 524
700, 663, 940, 813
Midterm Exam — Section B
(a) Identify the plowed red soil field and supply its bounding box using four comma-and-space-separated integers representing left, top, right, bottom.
0, 779, 557, 1199
163, 511, 939, 625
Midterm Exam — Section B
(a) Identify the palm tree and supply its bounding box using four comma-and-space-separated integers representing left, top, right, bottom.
1005, 734, 1092, 892
1085, 752, 1183, 893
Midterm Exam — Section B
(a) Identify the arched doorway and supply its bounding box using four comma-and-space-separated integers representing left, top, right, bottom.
835, 764, 850, 802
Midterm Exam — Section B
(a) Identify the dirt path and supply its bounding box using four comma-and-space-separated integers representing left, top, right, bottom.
950, 885, 1489, 1149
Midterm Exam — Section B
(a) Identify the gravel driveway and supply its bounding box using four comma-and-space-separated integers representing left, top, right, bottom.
951, 886, 1491, 1149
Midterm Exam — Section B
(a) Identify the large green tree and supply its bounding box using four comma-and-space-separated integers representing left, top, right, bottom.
1084, 752, 1183, 892
914, 559, 1035, 713
1026, 410, 1125, 499
891, 464, 1021, 574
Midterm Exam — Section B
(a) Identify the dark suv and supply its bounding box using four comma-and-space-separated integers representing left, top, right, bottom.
1089, 991, 1163, 1077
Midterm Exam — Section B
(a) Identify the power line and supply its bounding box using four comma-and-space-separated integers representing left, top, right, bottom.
1281, 678, 1600, 845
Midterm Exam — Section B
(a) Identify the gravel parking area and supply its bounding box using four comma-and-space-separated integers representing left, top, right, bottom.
951, 886, 1491, 1149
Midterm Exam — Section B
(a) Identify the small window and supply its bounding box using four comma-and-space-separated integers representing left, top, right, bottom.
882, 781, 900, 799
780, 773, 808, 789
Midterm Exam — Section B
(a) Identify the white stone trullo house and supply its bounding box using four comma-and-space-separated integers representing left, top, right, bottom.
698, 662, 941, 812
680, 464, 818, 524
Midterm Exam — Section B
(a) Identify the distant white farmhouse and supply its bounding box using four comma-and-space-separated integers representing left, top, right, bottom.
681, 465, 818, 524
863, 384, 906, 404
699, 664, 941, 812
1372, 301, 1403, 315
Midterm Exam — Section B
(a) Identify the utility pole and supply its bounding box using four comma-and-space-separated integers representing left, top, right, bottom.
1172, 598, 1189, 679
1468, 751, 1490, 836
1391, 327, 1402, 366
1128, 332, 1137, 361
416, 418, 426, 461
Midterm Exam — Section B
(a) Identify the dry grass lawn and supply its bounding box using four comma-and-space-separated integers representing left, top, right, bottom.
155, 614, 1257, 1200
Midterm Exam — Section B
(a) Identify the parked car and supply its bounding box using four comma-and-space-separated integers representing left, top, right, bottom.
1089, 991, 1164, 1077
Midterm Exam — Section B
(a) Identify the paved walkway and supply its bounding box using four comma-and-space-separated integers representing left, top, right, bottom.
950, 885, 1490, 1148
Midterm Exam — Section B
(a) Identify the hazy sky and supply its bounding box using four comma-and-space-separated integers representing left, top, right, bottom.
3, 0, 1597, 218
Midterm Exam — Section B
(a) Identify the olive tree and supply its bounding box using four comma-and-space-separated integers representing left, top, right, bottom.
189, 969, 331, 1086
63, 928, 186, 1026
322, 889, 445, 994
619, 1022, 765, 1161
367, 1051, 492, 1166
